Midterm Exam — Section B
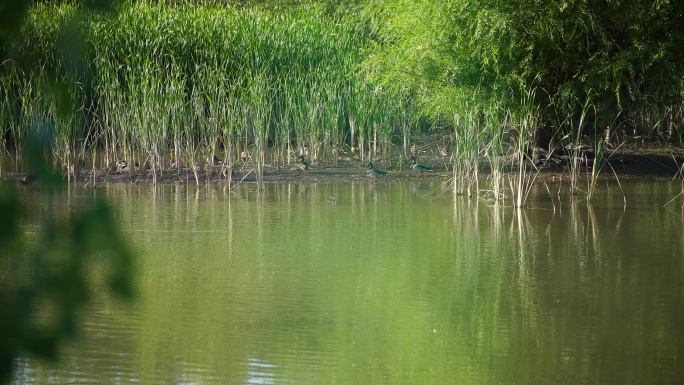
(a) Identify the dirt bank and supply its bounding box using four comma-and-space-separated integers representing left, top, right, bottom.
3, 144, 684, 186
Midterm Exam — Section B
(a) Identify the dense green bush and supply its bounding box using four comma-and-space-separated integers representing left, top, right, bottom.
363, 0, 684, 144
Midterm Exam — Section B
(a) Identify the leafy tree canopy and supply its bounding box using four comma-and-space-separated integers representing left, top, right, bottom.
363, 0, 684, 131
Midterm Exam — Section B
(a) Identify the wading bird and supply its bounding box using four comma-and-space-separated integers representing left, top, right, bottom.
20, 174, 37, 185
410, 155, 432, 177
208, 154, 223, 166
116, 159, 128, 173
367, 161, 387, 182
298, 154, 309, 171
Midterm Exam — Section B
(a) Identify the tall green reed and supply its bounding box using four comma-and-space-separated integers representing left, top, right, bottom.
482, 102, 506, 204
450, 97, 483, 198
507, 87, 539, 208
554, 91, 595, 196
247, 74, 272, 191
2, 2, 415, 182
0, 61, 20, 172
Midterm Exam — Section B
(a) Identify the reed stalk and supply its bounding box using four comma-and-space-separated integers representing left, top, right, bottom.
555, 91, 596, 196
586, 131, 605, 202
483, 103, 506, 204
0, 61, 19, 173
451, 99, 482, 198
247, 74, 272, 190
507, 87, 539, 208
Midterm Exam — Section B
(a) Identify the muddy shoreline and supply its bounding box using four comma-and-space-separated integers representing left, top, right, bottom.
3, 146, 684, 186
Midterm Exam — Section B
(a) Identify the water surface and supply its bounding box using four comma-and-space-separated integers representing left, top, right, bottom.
9, 180, 684, 384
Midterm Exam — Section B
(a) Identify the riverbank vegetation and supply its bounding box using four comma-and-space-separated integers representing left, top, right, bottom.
1, 0, 683, 202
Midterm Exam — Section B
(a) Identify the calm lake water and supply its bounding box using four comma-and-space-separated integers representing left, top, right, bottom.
8, 179, 684, 384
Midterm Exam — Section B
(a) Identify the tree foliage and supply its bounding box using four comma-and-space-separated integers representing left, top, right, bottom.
363, 0, 684, 135
0, 1, 135, 383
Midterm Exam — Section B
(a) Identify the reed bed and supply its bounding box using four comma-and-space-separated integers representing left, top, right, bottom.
2, 1, 678, 200
507, 88, 539, 208
1, 2, 415, 185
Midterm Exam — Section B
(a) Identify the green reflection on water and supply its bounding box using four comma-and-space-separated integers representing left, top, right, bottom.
11, 180, 684, 385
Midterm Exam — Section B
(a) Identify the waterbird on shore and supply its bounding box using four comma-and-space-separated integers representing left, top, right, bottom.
207, 154, 223, 166
298, 154, 309, 171
20, 174, 37, 185
410, 155, 432, 177
116, 159, 128, 173
367, 161, 388, 182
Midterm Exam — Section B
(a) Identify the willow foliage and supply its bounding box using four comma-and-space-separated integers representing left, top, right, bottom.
363, 0, 684, 137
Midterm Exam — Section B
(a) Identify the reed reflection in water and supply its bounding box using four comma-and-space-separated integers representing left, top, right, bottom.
10, 180, 684, 385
